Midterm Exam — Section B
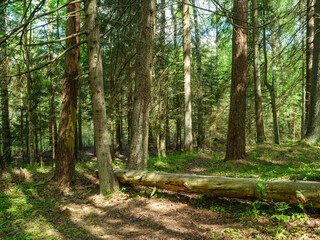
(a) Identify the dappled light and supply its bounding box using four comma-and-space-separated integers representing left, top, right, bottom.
1, 0, 320, 238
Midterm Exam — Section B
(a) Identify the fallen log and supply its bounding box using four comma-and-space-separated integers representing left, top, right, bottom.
114, 169, 320, 208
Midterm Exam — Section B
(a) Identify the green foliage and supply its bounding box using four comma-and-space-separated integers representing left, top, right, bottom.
148, 152, 203, 173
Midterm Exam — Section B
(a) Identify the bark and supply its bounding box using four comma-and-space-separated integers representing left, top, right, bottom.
166, 95, 170, 150
302, 39, 306, 138
127, 58, 133, 145
306, 0, 320, 143
158, 0, 166, 157
23, 0, 34, 166
85, 0, 118, 193
0, 0, 8, 167
115, 170, 320, 208
49, 82, 56, 167
262, 1, 280, 144
48, 10, 56, 167
225, 0, 248, 160
170, 4, 181, 152
183, 0, 193, 151
192, 0, 204, 150
20, 78, 24, 163
306, 0, 314, 132
78, 86, 83, 152
270, 31, 280, 144
1, 46, 11, 164
128, 0, 156, 170
55, 0, 80, 187
252, 0, 265, 143
116, 100, 123, 154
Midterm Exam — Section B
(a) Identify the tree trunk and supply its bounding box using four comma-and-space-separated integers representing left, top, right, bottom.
252, 0, 265, 143
127, 58, 133, 146
0, 0, 10, 166
128, 0, 156, 170
192, 0, 204, 151
302, 38, 306, 138
78, 85, 83, 152
47, 9, 56, 167
262, 1, 280, 145
115, 169, 320, 208
306, 0, 314, 133
55, 0, 80, 187
225, 0, 248, 160
183, 0, 193, 151
166, 95, 170, 150
306, 0, 320, 143
20, 78, 24, 164
22, 0, 34, 166
170, 3, 181, 152
1, 50, 11, 165
270, 31, 280, 144
158, 0, 166, 157
116, 100, 123, 154
85, 0, 118, 193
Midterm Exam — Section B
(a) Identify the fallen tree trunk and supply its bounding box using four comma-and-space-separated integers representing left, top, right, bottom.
114, 169, 320, 208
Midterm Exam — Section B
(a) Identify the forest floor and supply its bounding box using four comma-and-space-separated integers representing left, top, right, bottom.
1, 142, 320, 239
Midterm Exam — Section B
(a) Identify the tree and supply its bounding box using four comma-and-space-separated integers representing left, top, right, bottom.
0, 0, 10, 164
22, 0, 35, 166
306, 0, 320, 143
183, 0, 193, 151
85, 0, 118, 193
252, 0, 265, 143
192, 0, 204, 150
225, 0, 248, 160
127, 0, 156, 170
54, 0, 80, 186
305, 0, 314, 134
157, 0, 167, 157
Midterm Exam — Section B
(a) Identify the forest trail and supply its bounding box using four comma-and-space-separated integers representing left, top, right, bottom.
3, 145, 320, 240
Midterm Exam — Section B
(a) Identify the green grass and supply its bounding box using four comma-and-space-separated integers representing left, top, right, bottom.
148, 151, 204, 173
148, 142, 320, 181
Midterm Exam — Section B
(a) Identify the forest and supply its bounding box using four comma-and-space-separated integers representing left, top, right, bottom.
1, 0, 320, 239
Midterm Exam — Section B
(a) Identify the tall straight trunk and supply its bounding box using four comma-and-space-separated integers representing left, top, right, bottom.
158, 0, 166, 157
183, 0, 193, 151
269, 31, 280, 144
170, 3, 181, 151
39, 105, 43, 168
306, 0, 320, 143
262, 1, 280, 144
116, 100, 123, 154
20, 79, 24, 162
49, 83, 56, 167
47, 9, 56, 167
23, 0, 34, 166
0, 0, 10, 165
1, 54, 10, 165
192, 0, 204, 150
78, 86, 83, 152
127, 59, 133, 145
109, 57, 115, 160
225, 0, 248, 160
55, 0, 80, 186
85, 0, 118, 193
306, 0, 314, 133
128, 0, 156, 170
35, 125, 39, 164
252, 0, 265, 143
110, 116, 115, 160
166, 95, 170, 149
302, 41, 306, 138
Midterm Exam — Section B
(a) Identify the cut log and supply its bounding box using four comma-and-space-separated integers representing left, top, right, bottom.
114, 169, 320, 208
